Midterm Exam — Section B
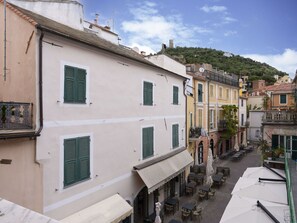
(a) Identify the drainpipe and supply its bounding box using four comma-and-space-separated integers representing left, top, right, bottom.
183, 80, 188, 149
3, 0, 7, 81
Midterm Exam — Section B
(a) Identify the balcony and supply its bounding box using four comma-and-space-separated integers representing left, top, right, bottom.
218, 120, 227, 131
189, 127, 202, 141
0, 102, 33, 131
262, 111, 297, 125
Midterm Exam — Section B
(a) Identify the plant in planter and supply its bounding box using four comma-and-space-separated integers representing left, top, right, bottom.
274, 147, 284, 158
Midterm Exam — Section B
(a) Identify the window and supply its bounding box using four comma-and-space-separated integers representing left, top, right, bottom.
233, 90, 237, 100
173, 86, 179, 105
64, 65, 86, 103
64, 136, 90, 187
241, 114, 244, 126
198, 109, 203, 127
210, 110, 214, 129
190, 113, 193, 128
172, 124, 179, 148
143, 81, 153, 106
280, 94, 287, 104
241, 99, 244, 107
226, 89, 229, 100
198, 83, 203, 102
142, 127, 154, 159
219, 87, 223, 99
210, 85, 214, 97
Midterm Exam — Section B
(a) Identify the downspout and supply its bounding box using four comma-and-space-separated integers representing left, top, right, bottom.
183, 80, 188, 149
35, 31, 44, 136
3, 0, 7, 81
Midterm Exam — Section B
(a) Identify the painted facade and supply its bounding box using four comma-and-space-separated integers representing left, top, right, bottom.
0, 1, 43, 212
1, 2, 192, 222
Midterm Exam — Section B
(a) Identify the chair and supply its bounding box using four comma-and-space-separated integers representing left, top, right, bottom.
164, 203, 174, 215
193, 207, 202, 222
198, 191, 206, 201
181, 209, 191, 222
221, 176, 227, 184
186, 187, 193, 196
208, 189, 216, 199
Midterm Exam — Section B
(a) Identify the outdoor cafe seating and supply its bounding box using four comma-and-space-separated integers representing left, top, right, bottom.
182, 202, 197, 221
164, 197, 179, 214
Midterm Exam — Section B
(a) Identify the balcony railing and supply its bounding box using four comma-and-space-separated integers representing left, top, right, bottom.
262, 111, 297, 124
189, 127, 202, 138
0, 102, 33, 130
218, 120, 227, 130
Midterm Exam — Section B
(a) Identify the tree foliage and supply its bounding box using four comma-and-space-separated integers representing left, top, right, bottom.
221, 105, 238, 140
163, 47, 287, 84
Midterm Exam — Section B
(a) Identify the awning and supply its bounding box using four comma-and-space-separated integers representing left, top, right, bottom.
134, 149, 194, 193
61, 194, 132, 223
0, 198, 60, 223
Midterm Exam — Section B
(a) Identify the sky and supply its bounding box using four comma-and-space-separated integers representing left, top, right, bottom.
81, 0, 297, 78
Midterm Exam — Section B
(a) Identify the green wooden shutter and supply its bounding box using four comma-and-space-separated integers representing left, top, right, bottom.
143, 82, 153, 105
76, 68, 86, 103
78, 137, 90, 181
173, 86, 178, 104
64, 139, 77, 186
143, 127, 153, 159
198, 84, 203, 102
172, 124, 179, 148
64, 66, 75, 102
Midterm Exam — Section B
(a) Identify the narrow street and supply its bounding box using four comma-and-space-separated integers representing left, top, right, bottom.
163, 147, 262, 223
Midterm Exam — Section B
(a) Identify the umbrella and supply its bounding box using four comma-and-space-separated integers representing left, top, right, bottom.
220, 195, 290, 223
232, 177, 287, 205
242, 167, 285, 179
155, 202, 162, 223
206, 148, 214, 185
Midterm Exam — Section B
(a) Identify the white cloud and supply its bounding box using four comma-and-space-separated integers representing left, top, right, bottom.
242, 49, 297, 78
224, 30, 237, 37
201, 5, 227, 13
121, 2, 212, 53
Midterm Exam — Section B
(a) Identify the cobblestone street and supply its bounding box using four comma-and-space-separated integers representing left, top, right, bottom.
164, 147, 262, 223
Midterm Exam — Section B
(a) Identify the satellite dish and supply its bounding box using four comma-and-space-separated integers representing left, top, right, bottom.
199, 67, 205, 73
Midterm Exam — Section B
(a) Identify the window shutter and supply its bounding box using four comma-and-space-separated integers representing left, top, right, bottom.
198, 84, 203, 102
76, 68, 86, 103
173, 86, 178, 104
172, 124, 179, 148
143, 127, 153, 159
144, 82, 153, 105
271, 135, 278, 149
64, 139, 77, 186
78, 137, 90, 180
64, 66, 75, 102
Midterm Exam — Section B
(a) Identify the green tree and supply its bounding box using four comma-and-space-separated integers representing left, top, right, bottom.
221, 105, 238, 140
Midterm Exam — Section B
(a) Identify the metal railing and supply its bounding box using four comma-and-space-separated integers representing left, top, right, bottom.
0, 102, 33, 130
218, 120, 227, 130
285, 152, 297, 223
262, 111, 297, 124
189, 127, 202, 138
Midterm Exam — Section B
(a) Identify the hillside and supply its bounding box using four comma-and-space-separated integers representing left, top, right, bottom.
163, 47, 287, 84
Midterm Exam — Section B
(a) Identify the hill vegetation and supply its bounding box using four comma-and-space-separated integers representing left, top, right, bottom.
163, 47, 287, 84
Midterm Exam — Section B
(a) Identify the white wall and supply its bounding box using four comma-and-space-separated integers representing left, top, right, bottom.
247, 111, 264, 142
36, 34, 186, 219
8, 0, 84, 30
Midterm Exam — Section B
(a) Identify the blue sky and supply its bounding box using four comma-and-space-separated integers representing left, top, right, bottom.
82, 0, 297, 77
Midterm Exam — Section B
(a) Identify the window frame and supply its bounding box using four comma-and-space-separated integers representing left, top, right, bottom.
172, 123, 179, 149
198, 83, 203, 102
60, 133, 93, 190
172, 85, 179, 105
60, 62, 89, 106
143, 81, 154, 106
142, 126, 154, 159
280, 94, 287, 104
219, 87, 223, 99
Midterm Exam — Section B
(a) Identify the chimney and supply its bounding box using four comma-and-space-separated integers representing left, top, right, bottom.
169, 39, 174, 48
94, 13, 99, 25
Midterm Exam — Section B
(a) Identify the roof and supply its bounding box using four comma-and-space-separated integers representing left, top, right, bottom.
264, 83, 295, 93
3, 1, 186, 79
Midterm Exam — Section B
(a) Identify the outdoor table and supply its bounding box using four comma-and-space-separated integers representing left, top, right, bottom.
165, 197, 179, 213
186, 181, 196, 195
188, 172, 196, 183
231, 153, 241, 161
199, 184, 211, 199
196, 173, 204, 184
182, 202, 196, 220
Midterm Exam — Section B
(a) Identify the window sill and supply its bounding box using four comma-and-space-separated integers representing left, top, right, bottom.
62, 177, 91, 191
